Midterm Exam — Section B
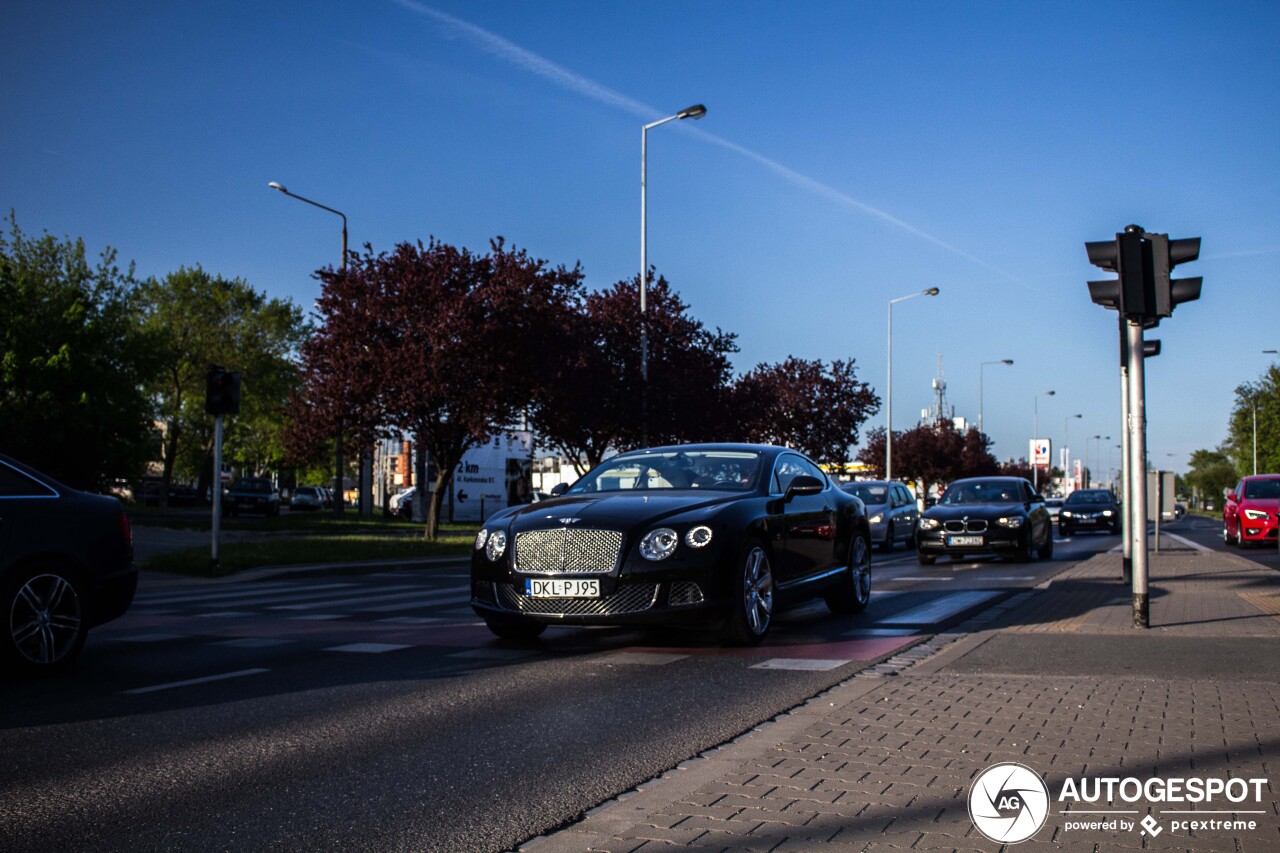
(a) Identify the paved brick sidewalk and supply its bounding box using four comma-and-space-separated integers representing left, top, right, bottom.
524, 547, 1280, 852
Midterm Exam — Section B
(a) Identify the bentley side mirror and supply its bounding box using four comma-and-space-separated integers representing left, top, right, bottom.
784, 475, 824, 502
550, 483, 569, 497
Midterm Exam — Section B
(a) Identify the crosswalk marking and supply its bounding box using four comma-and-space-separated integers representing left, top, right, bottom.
875, 590, 1003, 626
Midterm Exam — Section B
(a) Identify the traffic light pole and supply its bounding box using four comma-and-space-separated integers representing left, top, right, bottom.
212, 413, 223, 571
1119, 316, 1132, 582
1125, 318, 1149, 628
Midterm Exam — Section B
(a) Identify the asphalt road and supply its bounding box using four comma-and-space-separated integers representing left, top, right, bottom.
1168, 511, 1280, 571
0, 529, 1120, 852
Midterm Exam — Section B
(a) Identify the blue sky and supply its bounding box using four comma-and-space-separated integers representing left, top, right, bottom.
4, 1, 1278, 477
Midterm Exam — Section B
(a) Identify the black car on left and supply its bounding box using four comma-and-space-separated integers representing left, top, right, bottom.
915, 476, 1053, 565
471, 443, 873, 645
1, 453, 137, 672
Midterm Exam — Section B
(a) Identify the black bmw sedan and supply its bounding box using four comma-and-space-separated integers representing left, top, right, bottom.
1, 453, 137, 672
915, 476, 1053, 565
471, 444, 872, 645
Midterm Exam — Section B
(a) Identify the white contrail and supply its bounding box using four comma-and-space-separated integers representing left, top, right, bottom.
393, 0, 1015, 280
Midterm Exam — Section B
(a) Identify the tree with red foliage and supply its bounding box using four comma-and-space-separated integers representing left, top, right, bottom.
530, 273, 737, 472
857, 424, 1000, 490
734, 357, 879, 471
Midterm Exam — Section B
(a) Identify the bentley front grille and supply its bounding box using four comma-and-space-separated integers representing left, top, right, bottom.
513, 528, 623, 575
495, 583, 658, 616
943, 519, 988, 533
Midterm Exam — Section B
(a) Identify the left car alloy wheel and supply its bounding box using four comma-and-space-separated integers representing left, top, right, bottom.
9, 572, 84, 667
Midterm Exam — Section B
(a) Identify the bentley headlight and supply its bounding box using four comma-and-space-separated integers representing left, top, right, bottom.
485, 530, 508, 561
997, 516, 1024, 528
685, 525, 713, 548
475, 529, 489, 550
919, 517, 940, 531
868, 513, 884, 525
640, 527, 678, 560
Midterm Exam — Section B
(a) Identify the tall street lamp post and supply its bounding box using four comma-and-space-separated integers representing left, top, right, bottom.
886, 288, 940, 481
1064, 413, 1082, 487
978, 359, 1013, 437
269, 181, 349, 516
1032, 390, 1055, 491
640, 103, 706, 448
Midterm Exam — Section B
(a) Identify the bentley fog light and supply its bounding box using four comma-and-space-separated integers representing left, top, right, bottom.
640, 527, 678, 560
485, 530, 508, 561
685, 525, 713, 548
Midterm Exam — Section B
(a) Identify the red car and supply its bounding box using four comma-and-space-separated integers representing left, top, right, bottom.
1223, 475, 1280, 547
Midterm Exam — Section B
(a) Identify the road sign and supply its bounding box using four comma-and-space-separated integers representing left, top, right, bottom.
1030, 439, 1051, 467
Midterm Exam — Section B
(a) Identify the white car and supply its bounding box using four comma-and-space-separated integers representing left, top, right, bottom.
389, 487, 416, 516
1045, 497, 1065, 523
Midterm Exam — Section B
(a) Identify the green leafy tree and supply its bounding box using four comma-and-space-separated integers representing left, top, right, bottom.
137, 266, 308, 501
0, 214, 158, 488
1226, 366, 1280, 477
1185, 447, 1238, 506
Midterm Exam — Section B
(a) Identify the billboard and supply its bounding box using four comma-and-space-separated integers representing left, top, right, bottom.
450, 430, 533, 523
1030, 438, 1051, 467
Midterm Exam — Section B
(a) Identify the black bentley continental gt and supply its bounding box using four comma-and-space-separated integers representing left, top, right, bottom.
915, 476, 1053, 565
470, 444, 873, 645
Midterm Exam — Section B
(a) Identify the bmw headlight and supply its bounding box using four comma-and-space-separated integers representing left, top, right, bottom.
640, 528, 678, 560
868, 513, 884, 525
1061, 511, 1073, 518
1102, 510, 1114, 517
919, 517, 940, 531
485, 530, 508, 561
685, 525, 713, 548
997, 516, 1024, 528
475, 529, 489, 550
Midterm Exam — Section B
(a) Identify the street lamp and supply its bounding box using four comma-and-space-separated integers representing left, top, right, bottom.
1032, 390, 1055, 490
978, 359, 1013, 436
269, 181, 349, 515
886, 287, 940, 481
640, 103, 706, 448
1064, 413, 1082, 485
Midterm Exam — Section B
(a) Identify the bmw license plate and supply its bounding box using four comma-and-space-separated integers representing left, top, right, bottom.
526, 578, 600, 598
947, 535, 984, 546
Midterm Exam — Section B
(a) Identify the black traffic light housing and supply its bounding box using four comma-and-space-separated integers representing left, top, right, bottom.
205, 365, 242, 416
1086, 225, 1202, 321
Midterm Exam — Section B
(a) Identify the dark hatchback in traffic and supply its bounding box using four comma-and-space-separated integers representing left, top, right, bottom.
0, 453, 137, 672
224, 477, 280, 517
915, 476, 1053, 565
471, 444, 873, 645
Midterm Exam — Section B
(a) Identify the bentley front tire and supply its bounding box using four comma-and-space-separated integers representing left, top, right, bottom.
723, 539, 774, 646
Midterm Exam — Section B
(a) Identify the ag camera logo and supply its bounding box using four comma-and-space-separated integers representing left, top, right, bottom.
968, 763, 1050, 844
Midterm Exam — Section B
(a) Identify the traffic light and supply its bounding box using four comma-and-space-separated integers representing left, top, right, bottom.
1147, 233, 1202, 318
205, 366, 242, 416
1086, 225, 1149, 317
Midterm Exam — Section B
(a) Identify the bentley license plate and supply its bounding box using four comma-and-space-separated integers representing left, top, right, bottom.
947, 535, 984, 546
526, 578, 600, 598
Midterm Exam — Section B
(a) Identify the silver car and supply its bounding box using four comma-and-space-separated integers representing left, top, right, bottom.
841, 480, 919, 550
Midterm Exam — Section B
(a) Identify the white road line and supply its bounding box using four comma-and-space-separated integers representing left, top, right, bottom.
750, 658, 849, 671
596, 652, 690, 666
1160, 531, 1214, 553
269, 587, 438, 611
876, 590, 1003, 626
122, 668, 269, 695
324, 643, 414, 654
136, 581, 360, 607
